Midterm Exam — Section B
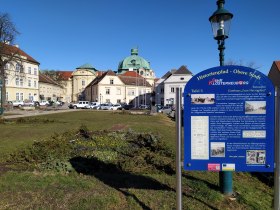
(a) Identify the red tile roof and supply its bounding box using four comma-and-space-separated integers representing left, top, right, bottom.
122, 71, 143, 78
86, 70, 116, 88
1, 43, 40, 64
39, 73, 61, 86
275, 61, 280, 70
57, 71, 73, 80
119, 73, 151, 87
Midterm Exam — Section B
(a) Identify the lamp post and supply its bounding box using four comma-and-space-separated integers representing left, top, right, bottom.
0, 79, 3, 115
209, 0, 233, 66
209, 0, 233, 195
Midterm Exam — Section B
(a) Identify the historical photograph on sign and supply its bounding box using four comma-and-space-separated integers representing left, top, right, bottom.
245, 101, 266, 114
191, 94, 215, 104
246, 150, 266, 164
210, 142, 225, 157
242, 130, 266, 138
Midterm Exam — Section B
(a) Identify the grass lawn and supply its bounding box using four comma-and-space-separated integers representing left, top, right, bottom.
0, 110, 274, 209
0, 110, 175, 160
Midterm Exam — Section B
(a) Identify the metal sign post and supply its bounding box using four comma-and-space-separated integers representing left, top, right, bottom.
176, 88, 182, 210
0, 79, 3, 115
274, 87, 280, 210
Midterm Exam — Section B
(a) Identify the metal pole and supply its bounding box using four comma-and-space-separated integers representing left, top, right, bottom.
218, 40, 225, 67
218, 38, 233, 195
274, 87, 280, 210
176, 88, 182, 210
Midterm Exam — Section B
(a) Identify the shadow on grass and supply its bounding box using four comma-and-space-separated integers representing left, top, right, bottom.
182, 173, 220, 192
70, 157, 220, 209
70, 156, 174, 210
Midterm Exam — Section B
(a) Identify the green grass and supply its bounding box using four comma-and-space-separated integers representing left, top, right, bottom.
0, 110, 274, 209
0, 110, 175, 160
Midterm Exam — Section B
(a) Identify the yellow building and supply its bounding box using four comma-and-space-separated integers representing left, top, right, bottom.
39, 73, 64, 101
3, 44, 40, 102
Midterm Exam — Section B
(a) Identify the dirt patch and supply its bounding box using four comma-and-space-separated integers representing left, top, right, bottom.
0, 163, 11, 176
110, 124, 128, 131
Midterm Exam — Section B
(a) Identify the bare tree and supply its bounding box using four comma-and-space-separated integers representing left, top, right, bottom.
226, 59, 261, 70
0, 13, 20, 114
41, 70, 64, 81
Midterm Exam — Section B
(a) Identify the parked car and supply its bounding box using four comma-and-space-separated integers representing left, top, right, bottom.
100, 103, 113, 110
110, 104, 122, 110
122, 104, 134, 110
69, 101, 90, 109
155, 104, 163, 112
11, 100, 25, 107
138, 105, 150, 110
33, 101, 40, 107
39, 100, 50, 106
158, 106, 172, 114
89, 102, 100, 109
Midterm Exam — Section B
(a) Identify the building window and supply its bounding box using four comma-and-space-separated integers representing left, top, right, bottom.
20, 78, 23, 87
34, 81, 37, 88
116, 88, 121, 95
117, 99, 121, 103
128, 89, 135, 96
171, 87, 175, 93
106, 88, 110, 95
82, 80, 85, 86
16, 93, 19, 100
28, 67, 31, 74
20, 93, 23, 101
34, 68, 37, 75
106, 99, 110, 103
160, 88, 164, 93
4, 63, 9, 69
15, 78, 19, 86
28, 80, 31, 87
110, 79, 114, 84
5, 78, 8, 85
16, 64, 20, 71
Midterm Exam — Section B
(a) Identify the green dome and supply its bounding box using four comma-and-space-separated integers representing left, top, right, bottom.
118, 49, 151, 74
76, 63, 96, 71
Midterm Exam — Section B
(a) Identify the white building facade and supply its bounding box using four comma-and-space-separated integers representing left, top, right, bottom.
156, 66, 193, 106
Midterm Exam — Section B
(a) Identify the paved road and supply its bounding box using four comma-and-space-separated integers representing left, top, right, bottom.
2, 108, 79, 119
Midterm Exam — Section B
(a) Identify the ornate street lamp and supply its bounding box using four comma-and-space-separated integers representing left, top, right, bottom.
209, 0, 233, 66
209, 0, 233, 196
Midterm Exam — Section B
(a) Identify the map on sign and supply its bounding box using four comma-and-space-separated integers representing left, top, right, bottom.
183, 65, 274, 172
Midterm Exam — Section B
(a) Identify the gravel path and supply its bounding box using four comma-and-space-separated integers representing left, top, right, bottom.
2, 108, 79, 119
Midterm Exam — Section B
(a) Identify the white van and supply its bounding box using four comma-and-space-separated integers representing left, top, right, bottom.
70, 101, 90, 109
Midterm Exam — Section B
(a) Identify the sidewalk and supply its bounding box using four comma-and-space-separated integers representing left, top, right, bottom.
2, 108, 79, 119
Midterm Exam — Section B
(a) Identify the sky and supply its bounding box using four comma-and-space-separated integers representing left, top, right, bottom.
1, 0, 279, 77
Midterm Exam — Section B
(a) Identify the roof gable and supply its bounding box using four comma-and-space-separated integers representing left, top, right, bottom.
1, 43, 40, 64
173, 65, 193, 75
275, 61, 280, 70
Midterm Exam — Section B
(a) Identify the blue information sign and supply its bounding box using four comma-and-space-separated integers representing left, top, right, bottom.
184, 65, 274, 172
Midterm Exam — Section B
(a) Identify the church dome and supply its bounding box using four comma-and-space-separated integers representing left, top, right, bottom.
118, 49, 151, 74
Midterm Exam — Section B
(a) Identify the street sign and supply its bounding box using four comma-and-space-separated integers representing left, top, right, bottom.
184, 65, 274, 172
